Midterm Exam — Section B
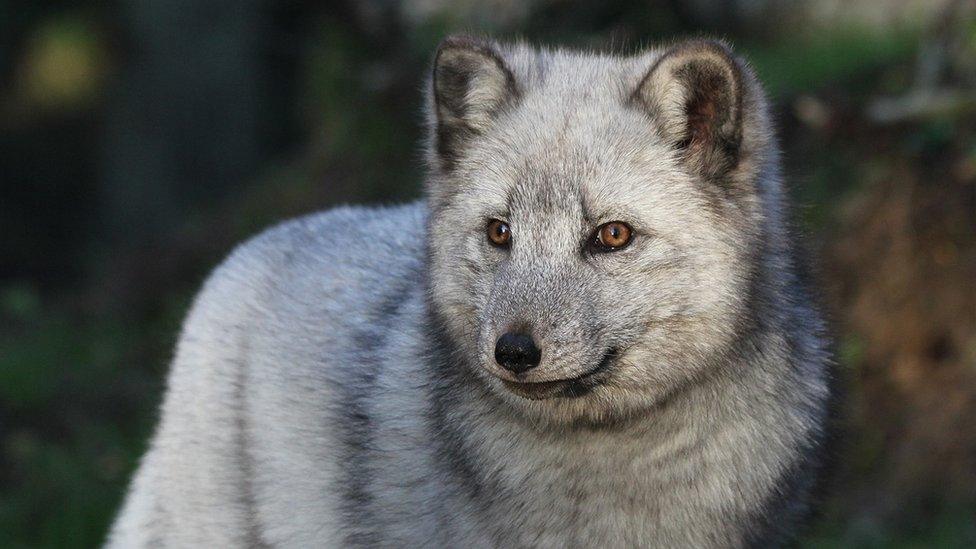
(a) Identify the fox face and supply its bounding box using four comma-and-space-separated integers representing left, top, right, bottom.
425, 36, 776, 422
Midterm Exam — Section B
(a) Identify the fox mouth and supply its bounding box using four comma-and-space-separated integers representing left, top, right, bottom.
501, 348, 619, 400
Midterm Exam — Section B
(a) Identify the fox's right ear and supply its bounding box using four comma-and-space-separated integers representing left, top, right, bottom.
432, 35, 519, 169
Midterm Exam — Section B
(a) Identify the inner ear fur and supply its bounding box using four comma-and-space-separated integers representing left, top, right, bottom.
432, 35, 519, 169
633, 40, 745, 181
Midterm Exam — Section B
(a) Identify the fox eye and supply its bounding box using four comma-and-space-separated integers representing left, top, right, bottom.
591, 221, 632, 252
486, 219, 511, 248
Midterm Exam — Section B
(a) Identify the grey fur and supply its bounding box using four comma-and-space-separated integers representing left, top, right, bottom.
109, 36, 832, 548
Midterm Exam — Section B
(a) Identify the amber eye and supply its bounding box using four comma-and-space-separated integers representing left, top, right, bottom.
486, 219, 511, 247
593, 221, 633, 252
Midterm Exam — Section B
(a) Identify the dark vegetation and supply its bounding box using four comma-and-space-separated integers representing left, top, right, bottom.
1, 1, 974, 546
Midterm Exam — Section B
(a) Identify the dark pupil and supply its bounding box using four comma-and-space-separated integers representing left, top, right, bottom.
608, 225, 620, 238
496, 225, 507, 237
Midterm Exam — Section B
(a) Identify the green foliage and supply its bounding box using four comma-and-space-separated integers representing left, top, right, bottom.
742, 24, 921, 99
803, 506, 976, 548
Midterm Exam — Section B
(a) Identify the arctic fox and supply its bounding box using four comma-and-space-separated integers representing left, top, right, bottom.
109, 36, 832, 547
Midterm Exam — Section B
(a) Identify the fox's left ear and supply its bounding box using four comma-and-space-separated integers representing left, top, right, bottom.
633, 40, 752, 182
432, 35, 519, 170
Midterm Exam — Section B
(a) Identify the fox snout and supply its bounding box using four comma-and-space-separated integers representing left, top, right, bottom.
481, 261, 612, 390
484, 318, 619, 400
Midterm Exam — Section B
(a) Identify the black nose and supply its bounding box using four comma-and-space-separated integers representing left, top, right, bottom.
494, 332, 542, 374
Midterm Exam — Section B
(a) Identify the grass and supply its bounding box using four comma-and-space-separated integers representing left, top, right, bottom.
0, 287, 176, 547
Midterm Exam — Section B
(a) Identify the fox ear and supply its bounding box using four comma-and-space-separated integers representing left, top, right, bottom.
633, 40, 746, 181
432, 35, 519, 169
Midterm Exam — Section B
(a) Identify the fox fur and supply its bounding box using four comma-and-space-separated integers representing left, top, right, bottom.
109, 36, 833, 548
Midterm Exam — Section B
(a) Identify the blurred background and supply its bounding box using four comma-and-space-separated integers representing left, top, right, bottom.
1, 0, 974, 546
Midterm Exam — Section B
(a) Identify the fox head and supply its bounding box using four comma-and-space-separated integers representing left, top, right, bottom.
424, 36, 780, 423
